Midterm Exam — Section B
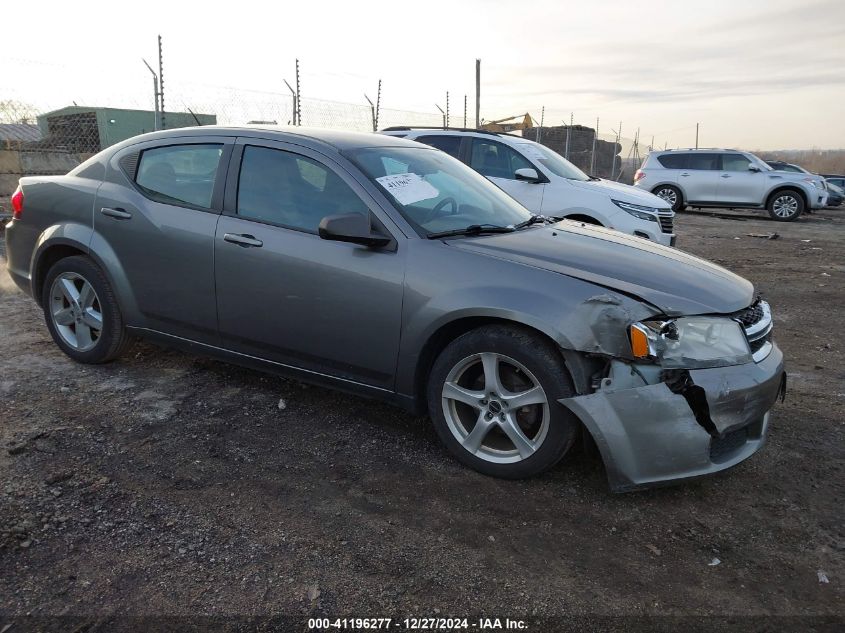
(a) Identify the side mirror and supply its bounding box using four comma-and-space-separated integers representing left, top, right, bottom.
318, 213, 391, 248
514, 167, 541, 183
748, 164, 761, 172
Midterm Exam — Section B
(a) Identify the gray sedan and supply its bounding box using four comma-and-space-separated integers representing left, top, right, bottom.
4, 126, 785, 491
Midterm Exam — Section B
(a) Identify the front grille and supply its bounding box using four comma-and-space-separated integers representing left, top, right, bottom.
710, 426, 749, 463
733, 299, 773, 362
734, 301, 764, 328
658, 213, 673, 234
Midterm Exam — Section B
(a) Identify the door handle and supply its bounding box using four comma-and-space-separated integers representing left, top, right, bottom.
223, 233, 263, 248
680, 172, 690, 177
100, 207, 132, 220
721, 174, 731, 178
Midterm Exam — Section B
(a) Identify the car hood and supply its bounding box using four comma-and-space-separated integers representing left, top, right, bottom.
449, 222, 754, 316
767, 169, 820, 184
568, 178, 671, 209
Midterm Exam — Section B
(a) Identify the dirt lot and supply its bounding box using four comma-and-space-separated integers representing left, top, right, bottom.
1, 206, 843, 628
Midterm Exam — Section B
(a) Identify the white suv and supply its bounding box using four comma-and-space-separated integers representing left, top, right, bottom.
635, 149, 828, 221
380, 128, 675, 246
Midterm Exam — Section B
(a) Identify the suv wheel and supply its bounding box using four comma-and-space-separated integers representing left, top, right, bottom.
767, 190, 804, 221
42, 255, 132, 364
427, 325, 579, 479
653, 185, 683, 211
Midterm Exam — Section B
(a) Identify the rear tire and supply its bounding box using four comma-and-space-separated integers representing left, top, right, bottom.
41, 255, 131, 364
653, 185, 683, 212
426, 325, 580, 479
767, 190, 804, 221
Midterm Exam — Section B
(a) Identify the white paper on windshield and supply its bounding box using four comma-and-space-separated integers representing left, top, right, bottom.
376, 173, 439, 205
518, 144, 547, 160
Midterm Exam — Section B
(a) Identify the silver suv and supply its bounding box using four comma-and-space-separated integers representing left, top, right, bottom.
634, 149, 828, 221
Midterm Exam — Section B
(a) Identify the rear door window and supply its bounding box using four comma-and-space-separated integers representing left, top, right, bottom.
686, 153, 720, 171
136, 144, 223, 209
657, 154, 688, 169
416, 135, 462, 159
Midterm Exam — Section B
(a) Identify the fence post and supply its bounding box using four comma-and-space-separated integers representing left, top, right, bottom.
157, 35, 165, 129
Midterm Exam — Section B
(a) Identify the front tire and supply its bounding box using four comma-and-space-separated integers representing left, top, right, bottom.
426, 325, 580, 479
653, 185, 683, 212
767, 190, 804, 221
41, 255, 131, 364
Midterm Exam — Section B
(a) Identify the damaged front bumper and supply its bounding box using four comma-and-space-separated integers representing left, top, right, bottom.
560, 343, 785, 492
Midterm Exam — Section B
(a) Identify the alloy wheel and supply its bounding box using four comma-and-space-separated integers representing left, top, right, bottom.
441, 352, 550, 464
49, 272, 103, 352
655, 187, 678, 206
772, 195, 799, 218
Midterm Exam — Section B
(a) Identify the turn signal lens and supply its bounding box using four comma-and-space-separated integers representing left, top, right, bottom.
630, 325, 650, 357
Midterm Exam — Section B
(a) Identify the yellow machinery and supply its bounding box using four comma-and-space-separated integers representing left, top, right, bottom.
479, 113, 534, 133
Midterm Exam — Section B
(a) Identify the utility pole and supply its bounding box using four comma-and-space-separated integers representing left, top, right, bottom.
695, 122, 699, 149
157, 35, 165, 130
446, 91, 450, 128
590, 117, 599, 175
142, 58, 161, 131
475, 58, 481, 128
435, 103, 445, 129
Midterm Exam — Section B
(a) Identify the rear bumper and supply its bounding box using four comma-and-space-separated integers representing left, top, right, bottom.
560, 344, 785, 492
3, 221, 34, 298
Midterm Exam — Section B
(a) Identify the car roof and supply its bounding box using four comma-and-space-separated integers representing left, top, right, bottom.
109, 125, 426, 154
651, 148, 739, 154
381, 126, 526, 140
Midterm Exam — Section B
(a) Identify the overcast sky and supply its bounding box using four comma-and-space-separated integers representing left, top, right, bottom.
5, 0, 844, 149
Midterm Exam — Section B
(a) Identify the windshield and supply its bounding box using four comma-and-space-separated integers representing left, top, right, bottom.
346, 146, 532, 236
516, 142, 590, 181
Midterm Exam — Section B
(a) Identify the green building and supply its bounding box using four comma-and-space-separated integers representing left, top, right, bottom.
36, 106, 217, 153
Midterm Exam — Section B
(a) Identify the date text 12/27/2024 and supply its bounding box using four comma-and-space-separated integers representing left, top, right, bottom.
308, 617, 528, 630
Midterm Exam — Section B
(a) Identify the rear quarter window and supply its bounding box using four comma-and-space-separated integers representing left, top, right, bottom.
656, 154, 688, 169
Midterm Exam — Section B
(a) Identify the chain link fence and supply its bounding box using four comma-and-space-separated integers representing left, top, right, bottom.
1, 60, 680, 198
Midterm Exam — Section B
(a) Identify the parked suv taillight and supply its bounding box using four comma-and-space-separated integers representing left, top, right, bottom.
634, 169, 645, 183
10, 185, 24, 219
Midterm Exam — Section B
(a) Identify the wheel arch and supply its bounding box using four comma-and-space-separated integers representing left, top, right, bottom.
563, 213, 603, 226
765, 185, 808, 209
30, 224, 93, 307
651, 183, 684, 203
411, 315, 600, 416
31, 226, 140, 322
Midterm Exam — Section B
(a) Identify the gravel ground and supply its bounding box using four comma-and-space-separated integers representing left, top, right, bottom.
1, 206, 843, 629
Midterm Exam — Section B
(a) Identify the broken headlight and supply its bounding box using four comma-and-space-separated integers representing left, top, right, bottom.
630, 317, 752, 369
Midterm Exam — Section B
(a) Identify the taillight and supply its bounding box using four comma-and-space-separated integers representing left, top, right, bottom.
634, 169, 645, 183
10, 185, 24, 219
